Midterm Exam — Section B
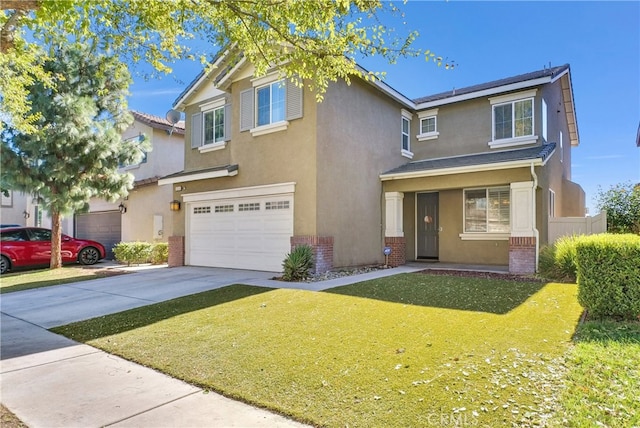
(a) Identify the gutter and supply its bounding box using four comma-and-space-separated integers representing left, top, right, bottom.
531, 162, 540, 272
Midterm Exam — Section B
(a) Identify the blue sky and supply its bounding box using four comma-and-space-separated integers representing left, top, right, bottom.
128, 1, 640, 215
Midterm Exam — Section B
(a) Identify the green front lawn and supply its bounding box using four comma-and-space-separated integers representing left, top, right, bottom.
53, 273, 584, 427
0, 266, 126, 294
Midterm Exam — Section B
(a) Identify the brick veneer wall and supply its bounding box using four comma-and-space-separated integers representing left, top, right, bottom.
290, 235, 334, 274
509, 236, 536, 274
168, 235, 185, 267
384, 236, 406, 267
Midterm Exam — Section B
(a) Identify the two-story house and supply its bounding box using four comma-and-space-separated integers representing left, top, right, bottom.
160, 51, 584, 274
77, 111, 185, 258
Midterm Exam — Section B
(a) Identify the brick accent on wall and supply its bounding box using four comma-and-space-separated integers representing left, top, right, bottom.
384, 236, 406, 267
290, 235, 334, 274
168, 235, 185, 267
509, 236, 536, 274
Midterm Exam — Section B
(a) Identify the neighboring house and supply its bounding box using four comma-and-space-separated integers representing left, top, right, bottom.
160, 51, 584, 274
2, 191, 74, 233
77, 111, 185, 258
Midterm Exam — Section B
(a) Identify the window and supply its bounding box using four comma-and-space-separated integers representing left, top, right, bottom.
193, 206, 211, 214
421, 117, 436, 134
401, 109, 413, 158
191, 100, 230, 151
204, 106, 225, 145
417, 108, 439, 141
402, 116, 410, 151
239, 75, 303, 136
238, 203, 260, 212
464, 187, 510, 233
489, 90, 537, 148
120, 135, 147, 168
265, 201, 290, 210
256, 81, 286, 127
549, 190, 556, 217
214, 204, 234, 213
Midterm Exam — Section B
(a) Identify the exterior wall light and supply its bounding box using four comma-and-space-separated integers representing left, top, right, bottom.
118, 203, 127, 214
170, 200, 181, 211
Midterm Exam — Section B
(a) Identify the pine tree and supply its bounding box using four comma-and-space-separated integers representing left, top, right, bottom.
1, 42, 147, 269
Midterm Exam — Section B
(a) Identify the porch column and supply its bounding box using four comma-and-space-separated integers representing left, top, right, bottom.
384, 192, 406, 267
509, 182, 537, 274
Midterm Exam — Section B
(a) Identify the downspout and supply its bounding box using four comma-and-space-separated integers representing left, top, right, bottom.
530, 162, 540, 272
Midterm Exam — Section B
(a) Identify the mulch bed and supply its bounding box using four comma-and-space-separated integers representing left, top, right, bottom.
417, 268, 544, 282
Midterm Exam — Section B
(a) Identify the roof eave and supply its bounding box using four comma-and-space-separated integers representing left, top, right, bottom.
415, 76, 552, 110
380, 157, 546, 182
158, 167, 238, 186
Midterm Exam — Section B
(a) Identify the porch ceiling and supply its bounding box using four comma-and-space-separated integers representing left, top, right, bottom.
380, 143, 555, 181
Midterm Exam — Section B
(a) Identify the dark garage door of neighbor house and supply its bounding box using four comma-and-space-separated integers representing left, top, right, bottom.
75, 211, 122, 260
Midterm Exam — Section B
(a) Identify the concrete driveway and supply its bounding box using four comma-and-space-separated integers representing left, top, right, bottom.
0, 265, 309, 428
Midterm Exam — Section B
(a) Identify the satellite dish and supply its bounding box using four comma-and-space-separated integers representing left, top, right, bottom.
165, 109, 181, 125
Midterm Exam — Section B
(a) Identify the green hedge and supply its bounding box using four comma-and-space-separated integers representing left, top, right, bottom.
538, 235, 580, 282
575, 234, 640, 319
113, 242, 169, 266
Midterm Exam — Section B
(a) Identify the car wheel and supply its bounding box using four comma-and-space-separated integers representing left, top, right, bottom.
0, 255, 9, 274
78, 247, 100, 265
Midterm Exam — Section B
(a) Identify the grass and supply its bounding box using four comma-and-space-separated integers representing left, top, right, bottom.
555, 319, 640, 427
0, 266, 126, 294
53, 273, 583, 427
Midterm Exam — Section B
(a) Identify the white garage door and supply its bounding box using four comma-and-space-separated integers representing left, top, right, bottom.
187, 189, 294, 272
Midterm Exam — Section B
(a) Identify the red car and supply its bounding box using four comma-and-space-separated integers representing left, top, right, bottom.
0, 227, 106, 274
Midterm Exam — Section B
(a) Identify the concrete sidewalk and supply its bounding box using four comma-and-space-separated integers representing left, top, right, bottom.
0, 264, 424, 428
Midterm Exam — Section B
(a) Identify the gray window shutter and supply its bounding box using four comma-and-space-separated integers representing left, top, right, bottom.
191, 112, 202, 149
239, 89, 254, 131
286, 80, 303, 120
223, 103, 232, 141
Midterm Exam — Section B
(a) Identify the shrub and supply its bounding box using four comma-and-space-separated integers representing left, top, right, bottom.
538, 235, 580, 282
149, 243, 169, 265
282, 245, 314, 281
575, 234, 640, 319
113, 242, 169, 266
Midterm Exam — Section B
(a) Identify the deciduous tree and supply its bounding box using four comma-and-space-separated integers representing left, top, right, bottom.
595, 182, 640, 234
0, 42, 147, 269
1, 0, 451, 133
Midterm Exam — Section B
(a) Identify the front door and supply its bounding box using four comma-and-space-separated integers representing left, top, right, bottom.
417, 192, 439, 259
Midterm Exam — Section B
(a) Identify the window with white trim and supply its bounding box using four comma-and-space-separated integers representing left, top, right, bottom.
239, 74, 303, 136
204, 106, 225, 145
549, 189, 556, 217
417, 108, 439, 141
464, 187, 510, 233
401, 109, 413, 158
257, 80, 286, 127
489, 90, 537, 148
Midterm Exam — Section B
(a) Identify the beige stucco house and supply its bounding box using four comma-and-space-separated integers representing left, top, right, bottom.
77, 111, 185, 258
160, 52, 584, 274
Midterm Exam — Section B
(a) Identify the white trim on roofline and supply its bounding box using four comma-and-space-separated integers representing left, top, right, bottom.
379, 157, 548, 182
158, 168, 238, 186
415, 77, 551, 110
182, 182, 296, 202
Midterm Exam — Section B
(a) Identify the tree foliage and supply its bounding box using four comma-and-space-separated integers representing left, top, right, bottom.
595, 182, 640, 234
1, 0, 452, 133
0, 42, 147, 268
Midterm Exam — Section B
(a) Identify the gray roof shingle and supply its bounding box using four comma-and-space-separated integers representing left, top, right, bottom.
382, 144, 556, 176
413, 64, 569, 105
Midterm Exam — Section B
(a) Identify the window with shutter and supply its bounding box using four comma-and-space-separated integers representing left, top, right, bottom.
191, 112, 203, 149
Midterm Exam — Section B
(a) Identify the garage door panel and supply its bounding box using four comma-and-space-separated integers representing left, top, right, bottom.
187, 194, 293, 272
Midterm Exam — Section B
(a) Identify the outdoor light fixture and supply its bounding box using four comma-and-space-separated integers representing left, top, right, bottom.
23, 210, 30, 219
169, 200, 181, 211
118, 203, 127, 214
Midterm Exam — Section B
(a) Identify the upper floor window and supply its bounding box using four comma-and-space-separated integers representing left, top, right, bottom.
257, 81, 286, 127
401, 109, 413, 159
464, 187, 510, 233
489, 89, 537, 149
204, 106, 226, 145
191, 99, 231, 152
240, 73, 303, 137
120, 134, 147, 168
417, 108, 439, 141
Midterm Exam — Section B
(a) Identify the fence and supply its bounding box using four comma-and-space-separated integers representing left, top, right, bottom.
548, 211, 607, 243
